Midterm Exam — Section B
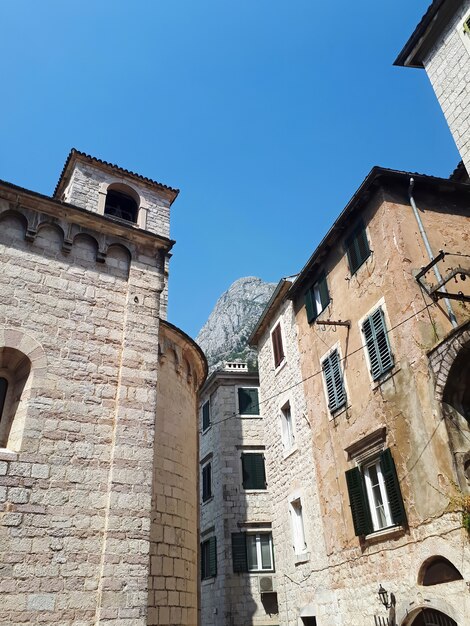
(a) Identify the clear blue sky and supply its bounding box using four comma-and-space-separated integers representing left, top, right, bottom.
0, 1, 460, 338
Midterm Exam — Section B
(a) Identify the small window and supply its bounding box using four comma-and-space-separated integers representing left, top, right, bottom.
231, 532, 274, 572
322, 349, 346, 413
202, 462, 212, 502
202, 400, 211, 431
362, 307, 394, 381
345, 222, 370, 274
241, 452, 266, 490
280, 401, 295, 451
238, 387, 259, 416
201, 536, 217, 579
463, 15, 470, 35
290, 498, 307, 556
304, 273, 330, 323
0, 377, 8, 423
420, 556, 463, 586
271, 323, 285, 368
104, 189, 138, 223
345, 448, 406, 536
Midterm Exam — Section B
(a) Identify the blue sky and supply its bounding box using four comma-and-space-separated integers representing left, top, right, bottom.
0, 1, 460, 338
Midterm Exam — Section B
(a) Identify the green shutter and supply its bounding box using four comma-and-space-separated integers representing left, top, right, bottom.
346, 222, 370, 274
208, 536, 217, 577
346, 466, 373, 536
202, 401, 210, 430
363, 308, 394, 380
322, 350, 346, 412
380, 448, 406, 526
231, 532, 248, 573
202, 463, 212, 501
238, 388, 259, 415
304, 287, 316, 323
318, 273, 330, 311
242, 453, 266, 490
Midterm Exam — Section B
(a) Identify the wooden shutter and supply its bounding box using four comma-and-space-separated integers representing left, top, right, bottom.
202, 463, 211, 501
231, 532, 248, 573
363, 308, 394, 380
318, 273, 330, 311
345, 466, 373, 536
208, 536, 217, 577
271, 324, 284, 367
242, 453, 266, 489
380, 448, 406, 526
202, 401, 210, 430
346, 223, 370, 274
322, 350, 346, 412
304, 287, 316, 323
238, 388, 259, 415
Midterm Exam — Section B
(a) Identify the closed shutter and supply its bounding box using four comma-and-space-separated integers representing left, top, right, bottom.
345, 466, 373, 536
231, 532, 248, 573
346, 223, 370, 274
363, 308, 394, 380
202, 401, 210, 430
380, 448, 406, 526
322, 350, 346, 412
208, 536, 217, 577
242, 453, 266, 489
271, 324, 284, 367
202, 463, 212, 501
305, 287, 316, 323
238, 388, 259, 415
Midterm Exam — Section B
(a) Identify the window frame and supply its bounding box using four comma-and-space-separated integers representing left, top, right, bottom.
236, 386, 260, 417
201, 399, 211, 432
201, 460, 212, 503
201, 536, 217, 580
270, 321, 285, 370
246, 532, 274, 572
363, 458, 393, 531
321, 347, 347, 414
304, 272, 330, 323
241, 451, 267, 491
345, 221, 371, 275
289, 497, 307, 557
280, 400, 295, 452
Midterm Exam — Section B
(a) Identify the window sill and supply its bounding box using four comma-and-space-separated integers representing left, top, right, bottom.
328, 404, 349, 420
282, 445, 298, 461
0, 448, 17, 461
274, 359, 287, 375
201, 577, 216, 585
240, 414, 262, 419
371, 367, 401, 391
294, 552, 310, 565
243, 489, 268, 494
364, 525, 405, 543
201, 496, 214, 506
202, 425, 212, 435
248, 569, 275, 574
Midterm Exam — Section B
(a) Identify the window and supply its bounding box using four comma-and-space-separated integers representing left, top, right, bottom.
201, 536, 217, 579
304, 273, 330, 323
345, 448, 406, 536
238, 387, 259, 416
202, 462, 212, 502
104, 189, 138, 223
0, 377, 8, 424
345, 221, 370, 274
280, 401, 295, 450
231, 532, 274, 572
241, 452, 266, 490
362, 307, 394, 380
322, 349, 346, 413
271, 323, 285, 368
202, 400, 210, 431
290, 498, 307, 556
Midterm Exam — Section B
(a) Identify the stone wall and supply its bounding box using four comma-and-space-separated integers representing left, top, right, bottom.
424, 0, 470, 174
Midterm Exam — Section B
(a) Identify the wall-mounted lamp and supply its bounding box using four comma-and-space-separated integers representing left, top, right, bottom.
378, 585, 396, 609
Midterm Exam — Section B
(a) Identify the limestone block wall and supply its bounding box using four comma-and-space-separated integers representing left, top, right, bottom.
199, 369, 276, 626
424, 0, 470, 174
0, 190, 165, 625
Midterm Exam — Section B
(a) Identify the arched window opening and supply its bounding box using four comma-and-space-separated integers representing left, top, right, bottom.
104, 189, 138, 223
418, 556, 463, 586
443, 342, 470, 424
409, 608, 457, 626
0, 348, 32, 449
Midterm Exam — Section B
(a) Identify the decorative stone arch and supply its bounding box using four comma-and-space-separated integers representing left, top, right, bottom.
35, 220, 65, 254
0, 208, 28, 242
0, 328, 47, 452
398, 601, 460, 626
97, 181, 148, 229
417, 555, 463, 586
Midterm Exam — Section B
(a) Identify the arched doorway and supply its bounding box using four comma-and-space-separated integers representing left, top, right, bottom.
408, 608, 457, 626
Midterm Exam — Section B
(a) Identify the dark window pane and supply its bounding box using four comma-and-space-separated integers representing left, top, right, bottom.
238, 388, 259, 415
0, 378, 8, 423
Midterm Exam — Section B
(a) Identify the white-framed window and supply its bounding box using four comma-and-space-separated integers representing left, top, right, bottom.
270, 321, 285, 369
246, 532, 274, 572
237, 386, 260, 416
289, 498, 307, 556
304, 273, 330, 323
280, 400, 295, 451
321, 347, 347, 413
363, 459, 393, 531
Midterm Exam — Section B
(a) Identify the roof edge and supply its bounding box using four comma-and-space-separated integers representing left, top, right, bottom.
248, 279, 292, 347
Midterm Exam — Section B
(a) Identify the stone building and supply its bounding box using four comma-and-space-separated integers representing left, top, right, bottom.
0, 149, 207, 626
198, 362, 277, 626
395, 0, 470, 176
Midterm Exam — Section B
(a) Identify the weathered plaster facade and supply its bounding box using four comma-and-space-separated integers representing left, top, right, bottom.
198, 363, 277, 626
0, 151, 206, 626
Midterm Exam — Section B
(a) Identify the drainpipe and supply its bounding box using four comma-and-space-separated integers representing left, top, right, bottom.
408, 177, 458, 328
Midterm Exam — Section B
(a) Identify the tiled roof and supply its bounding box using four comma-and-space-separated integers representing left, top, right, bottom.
53, 148, 179, 199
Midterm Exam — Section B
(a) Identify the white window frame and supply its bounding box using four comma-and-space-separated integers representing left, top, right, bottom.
280, 399, 295, 452
236, 385, 260, 417
246, 532, 274, 572
270, 320, 286, 371
289, 497, 307, 557
362, 457, 393, 531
